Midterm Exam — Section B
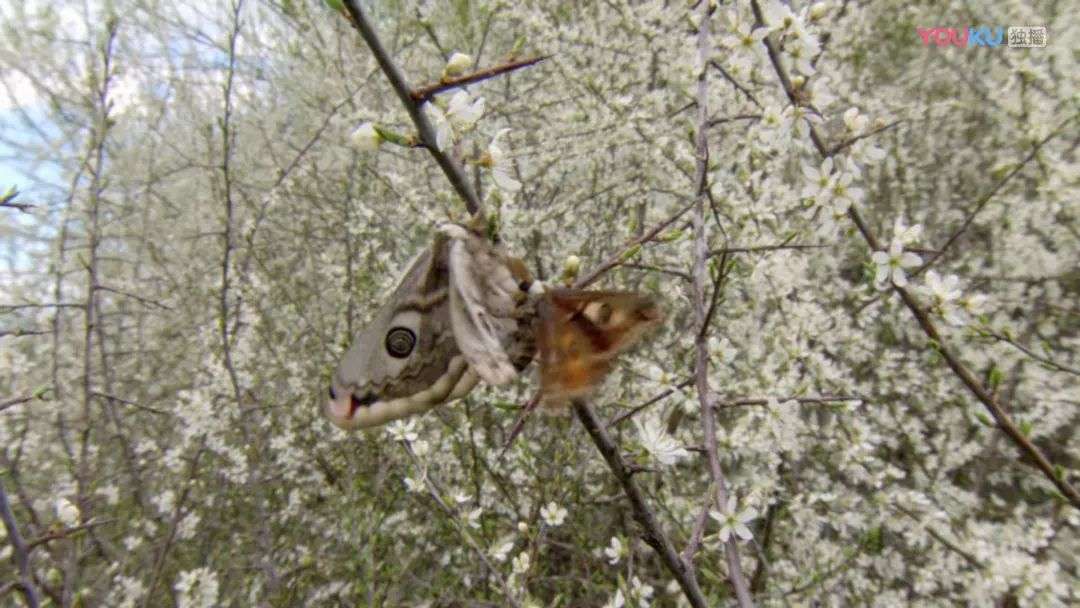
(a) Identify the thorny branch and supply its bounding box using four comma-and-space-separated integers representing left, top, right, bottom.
690, 3, 754, 605
339, 0, 487, 217
746, 0, 1080, 509
0, 188, 33, 213
410, 55, 551, 103
0, 480, 42, 608
401, 443, 521, 607
571, 401, 709, 608
334, 4, 719, 605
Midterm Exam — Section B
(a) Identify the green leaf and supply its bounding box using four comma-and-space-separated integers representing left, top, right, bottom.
1019, 419, 1033, 437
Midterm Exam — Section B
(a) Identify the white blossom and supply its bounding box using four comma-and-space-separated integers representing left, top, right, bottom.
872, 239, 922, 288
604, 536, 625, 565
634, 414, 690, 466
843, 107, 868, 133
444, 52, 473, 76
386, 418, 419, 443
427, 91, 485, 151
919, 270, 965, 325
722, 21, 770, 54
540, 501, 568, 527
153, 490, 175, 516
629, 576, 655, 604
349, 122, 381, 152
490, 537, 515, 563
485, 128, 521, 194
602, 589, 625, 608
54, 497, 79, 527
174, 567, 219, 608
512, 550, 531, 575
709, 496, 758, 543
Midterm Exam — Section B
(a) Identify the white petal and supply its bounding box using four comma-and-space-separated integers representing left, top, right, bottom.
493, 168, 522, 194
901, 252, 922, 268
734, 523, 754, 540
717, 526, 732, 543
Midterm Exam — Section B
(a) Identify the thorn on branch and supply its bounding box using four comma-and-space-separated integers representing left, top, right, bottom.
0, 187, 33, 213
411, 55, 552, 103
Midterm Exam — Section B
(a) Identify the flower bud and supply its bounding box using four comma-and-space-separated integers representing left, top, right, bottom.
561, 255, 581, 283
444, 52, 473, 77
809, 3, 829, 20
349, 122, 382, 152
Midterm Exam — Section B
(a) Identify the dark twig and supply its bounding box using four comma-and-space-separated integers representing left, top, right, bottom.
826, 120, 903, 156
709, 61, 762, 109
0, 188, 33, 213
916, 118, 1075, 276
571, 401, 709, 608
749, 0, 1080, 510
401, 443, 520, 606
0, 394, 36, 414
606, 379, 696, 428
411, 55, 551, 102
0, 480, 41, 608
499, 391, 543, 457
710, 243, 828, 256
340, 0, 486, 216
26, 518, 115, 551
693, 6, 754, 606
717, 395, 863, 408
573, 200, 695, 289
980, 330, 1080, 377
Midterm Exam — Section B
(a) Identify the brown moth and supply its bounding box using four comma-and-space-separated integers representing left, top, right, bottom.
326, 222, 662, 430
536, 289, 664, 402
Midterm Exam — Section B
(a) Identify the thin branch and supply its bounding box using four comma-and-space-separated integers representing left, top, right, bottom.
709, 60, 762, 109
621, 262, 692, 282
26, 518, 114, 552
693, 5, 754, 606
826, 120, 903, 156
708, 113, 762, 128
982, 330, 1080, 377
91, 392, 169, 415
411, 55, 551, 102
571, 401, 709, 608
606, 379, 695, 428
680, 487, 714, 570
916, 119, 1075, 275
717, 395, 863, 408
96, 285, 172, 310
0, 480, 42, 608
340, 0, 484, 216
402, 443, 520, 607
0, 395, 36, 414
710, 243, 828, 256
849, 207, 1080, 508
0, 328, 53, 338
572, 200, 695, 289
748, 0, 1080, 510
0, 188, 33, 213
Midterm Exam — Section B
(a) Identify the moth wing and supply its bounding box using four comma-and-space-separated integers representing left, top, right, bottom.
537, 289, 664, 402
443, 225, 525, 386
329, 236, 473, 429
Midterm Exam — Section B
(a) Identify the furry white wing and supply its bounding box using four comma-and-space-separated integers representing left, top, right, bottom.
443, 226, 521, 386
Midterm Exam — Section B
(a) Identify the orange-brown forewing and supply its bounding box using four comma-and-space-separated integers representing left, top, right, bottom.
536, 289, 663, 402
